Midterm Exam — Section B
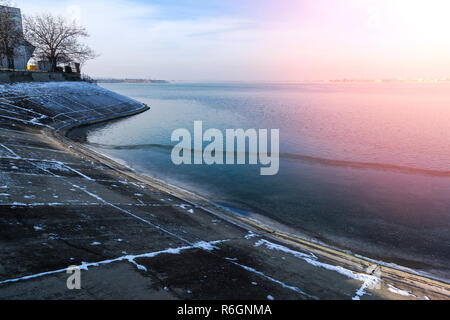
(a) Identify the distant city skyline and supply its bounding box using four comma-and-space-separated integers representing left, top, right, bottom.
15, 0, 450, 81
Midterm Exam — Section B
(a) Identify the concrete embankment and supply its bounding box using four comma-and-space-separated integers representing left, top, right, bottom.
0, 81, 448, 300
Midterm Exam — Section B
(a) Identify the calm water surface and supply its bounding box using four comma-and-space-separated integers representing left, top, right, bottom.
71, 82, 450, 277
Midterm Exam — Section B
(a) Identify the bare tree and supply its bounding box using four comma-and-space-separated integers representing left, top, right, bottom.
23, 13, 97, 72
0, 1, 23, 69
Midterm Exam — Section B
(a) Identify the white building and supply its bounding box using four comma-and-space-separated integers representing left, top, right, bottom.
0, 5, 35, 70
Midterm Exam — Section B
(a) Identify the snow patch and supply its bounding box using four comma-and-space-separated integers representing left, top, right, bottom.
225, 257, 238, 261
48, 233, 59, 240
0, 239, 228, 286
255, 239, 380, 300
245, 231, 259, 240
193, 240, 226, 251
387, 284, 417, 298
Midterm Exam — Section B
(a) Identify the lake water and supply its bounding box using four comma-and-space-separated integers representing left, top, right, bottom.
71, 82, 450, 278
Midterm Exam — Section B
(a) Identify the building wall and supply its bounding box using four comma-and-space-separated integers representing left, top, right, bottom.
0, 5, 34, 70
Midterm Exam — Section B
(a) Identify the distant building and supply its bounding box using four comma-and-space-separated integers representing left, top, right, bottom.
0, 5, 35, 70
36, 60, 81, 74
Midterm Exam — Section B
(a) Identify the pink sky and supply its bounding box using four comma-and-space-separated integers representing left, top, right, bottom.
19, 0, 450, 80
248, 0, 450, 81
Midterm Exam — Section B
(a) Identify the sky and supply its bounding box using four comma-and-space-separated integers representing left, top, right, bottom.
12, 0, 450, 81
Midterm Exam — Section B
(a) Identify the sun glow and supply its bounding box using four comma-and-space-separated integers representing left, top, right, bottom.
391, 0, 450, 42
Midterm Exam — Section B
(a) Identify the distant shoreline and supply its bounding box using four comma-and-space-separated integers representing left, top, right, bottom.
96, 78, 169, 84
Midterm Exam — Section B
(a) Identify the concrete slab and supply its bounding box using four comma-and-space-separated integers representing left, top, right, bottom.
0, 262, 176, 300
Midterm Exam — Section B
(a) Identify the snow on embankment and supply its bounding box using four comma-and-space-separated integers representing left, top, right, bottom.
0, 81, 148, 131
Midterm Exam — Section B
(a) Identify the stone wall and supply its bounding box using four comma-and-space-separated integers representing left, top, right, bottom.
0, 71, 81, 83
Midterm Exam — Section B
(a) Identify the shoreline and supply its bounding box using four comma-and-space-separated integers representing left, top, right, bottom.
59, 106, 450, 287
67, 111, 450, 281
1, 81, 449, 299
